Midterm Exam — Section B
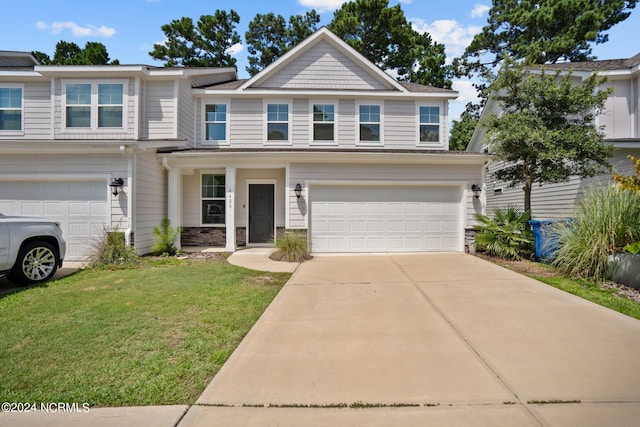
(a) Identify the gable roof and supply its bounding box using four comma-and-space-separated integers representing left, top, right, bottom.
239, 27, 408, 92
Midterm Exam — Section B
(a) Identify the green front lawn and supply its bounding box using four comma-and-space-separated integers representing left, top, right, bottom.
0, 258, 289, 407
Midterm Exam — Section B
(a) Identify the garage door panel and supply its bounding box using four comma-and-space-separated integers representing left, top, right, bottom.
311, 185, 461, 253
0, 180, 109, 261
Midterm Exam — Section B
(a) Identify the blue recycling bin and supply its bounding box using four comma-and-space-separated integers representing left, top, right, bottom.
529, 219, 563, 262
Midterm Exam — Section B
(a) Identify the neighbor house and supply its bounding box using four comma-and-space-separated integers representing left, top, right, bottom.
468, 53, 640, 218
0, 28, 486, 261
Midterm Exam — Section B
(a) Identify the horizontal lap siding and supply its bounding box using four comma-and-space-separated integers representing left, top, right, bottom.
229, 99, 262, 145
182, 173, 201, 227
134, 152, 166, 253
288, 163, 482, 229
22, 81, 51, 139
384, 101, 416, 148
177, 79, 195, 146
292, 99, 309, 146
485, 149, 640, 219
144, 81, 175, 139
235, 169, 286, 227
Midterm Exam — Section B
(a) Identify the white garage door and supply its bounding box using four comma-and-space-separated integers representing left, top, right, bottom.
0, 180, 109, 261
311, 185, 462, 253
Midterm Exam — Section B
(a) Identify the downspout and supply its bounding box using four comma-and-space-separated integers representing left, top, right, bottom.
121, 144, 134, 248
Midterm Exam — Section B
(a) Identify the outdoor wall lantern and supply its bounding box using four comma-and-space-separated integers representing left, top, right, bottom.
471, 184, 482, 199
110, 177, 124, 196
295, 183, 303, 199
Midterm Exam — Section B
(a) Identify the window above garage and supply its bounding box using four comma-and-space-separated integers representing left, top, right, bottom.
62, 80, 127, 131
0, 84, 23, 135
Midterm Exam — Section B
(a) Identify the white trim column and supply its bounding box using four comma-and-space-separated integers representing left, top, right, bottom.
225, 166, 236, 252
167, 165, 182, 250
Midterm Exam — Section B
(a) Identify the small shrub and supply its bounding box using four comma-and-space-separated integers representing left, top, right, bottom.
270, 232, 311, 262
151, 218, 182, 256
553, 186, 640, 279
473, 204, 533, 260
90, 228, 139, 269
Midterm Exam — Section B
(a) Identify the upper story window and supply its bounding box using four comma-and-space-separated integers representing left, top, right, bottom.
419, 105, 440, 143
0, 86, 23, 132
64, 81, 125, 130
201, 173, 226, 226
205, 104, 227, 142
358, 104, 381, 143
313, 104, 335, 141
266, 103, 289, 141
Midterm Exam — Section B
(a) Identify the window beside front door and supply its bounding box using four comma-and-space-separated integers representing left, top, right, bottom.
0, 86, 23, 132
202, 174, 225, 225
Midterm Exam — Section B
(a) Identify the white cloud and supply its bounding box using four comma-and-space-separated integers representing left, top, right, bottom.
226, 43, 244, 56
412, 18, 481, 60
470, 3, 490, 18
452, 78, 480, 104
398, 0, 412, 3
36, 21, 116, 38
297, 0, 348, 13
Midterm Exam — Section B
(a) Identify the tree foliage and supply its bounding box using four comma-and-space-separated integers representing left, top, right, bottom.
245, 10, 320, 76
32, 41, 118, 65
328, 0, 451, 88
449, 104, 481, 151
457, 0, 638, 76
149, 10, 240, 67
483, 57, 614, 212
613, 156, 640, 191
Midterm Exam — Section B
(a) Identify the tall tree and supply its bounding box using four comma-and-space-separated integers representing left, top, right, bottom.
245, 11, 319, 76
451, 0, 637, 152
328, 0, 451, 88
459, 0, 638, 75
32, 41, 118, 65
449, 104, 481, 151
149, 10, 240, 67
482, 57, 614, 212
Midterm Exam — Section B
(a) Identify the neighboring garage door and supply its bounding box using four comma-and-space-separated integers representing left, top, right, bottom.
311, 185, 462, 253
0, 180, 109, 261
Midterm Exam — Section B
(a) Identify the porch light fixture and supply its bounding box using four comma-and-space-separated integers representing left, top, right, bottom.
471, 184, 482, 199
295, 183, 303, 199
110, 177, 124, 196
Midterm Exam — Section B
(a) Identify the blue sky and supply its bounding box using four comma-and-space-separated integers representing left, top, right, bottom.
3, 0, 639, 124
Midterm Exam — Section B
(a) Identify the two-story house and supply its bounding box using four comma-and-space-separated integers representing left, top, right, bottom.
468, 53, 640, 219
1, 28, 486, 261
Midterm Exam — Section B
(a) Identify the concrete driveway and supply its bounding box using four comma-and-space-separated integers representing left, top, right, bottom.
186, 253, 640, 427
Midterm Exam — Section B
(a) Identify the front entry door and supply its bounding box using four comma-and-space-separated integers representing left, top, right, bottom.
248, 184, 275, 244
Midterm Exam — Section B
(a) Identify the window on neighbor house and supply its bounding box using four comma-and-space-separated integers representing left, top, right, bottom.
359, 104, 380, 142
205, 104, 227, 141
419, 106, 440, 143
202, 174, 226, 225
0, 86, 23, 131
313, 104, 335, 141
267, 103, 288, 141
65, 82, 124, 129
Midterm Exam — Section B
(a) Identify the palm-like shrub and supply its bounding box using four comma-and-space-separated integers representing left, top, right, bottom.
151, 218, 182, 256
473, 205, 533, 260
553, 186, 640, 279
270, 231, 311, 262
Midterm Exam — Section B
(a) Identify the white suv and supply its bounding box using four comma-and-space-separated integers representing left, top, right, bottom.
0, 214, 66, 285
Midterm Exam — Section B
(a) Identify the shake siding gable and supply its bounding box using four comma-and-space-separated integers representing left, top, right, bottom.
255, 40, 390, 90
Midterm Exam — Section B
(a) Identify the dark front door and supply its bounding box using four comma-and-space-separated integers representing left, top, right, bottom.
249, 184, 275, 244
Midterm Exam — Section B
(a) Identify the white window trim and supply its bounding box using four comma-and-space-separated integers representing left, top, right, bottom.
356, 101, 384, 146
309, 100, 338, 146
416, 102, 444, 148
0, 83, 25, 136
201, 99, 230, 146
200, 170, 227, 227
61, 79, 128, 132
263, 99, 293, 145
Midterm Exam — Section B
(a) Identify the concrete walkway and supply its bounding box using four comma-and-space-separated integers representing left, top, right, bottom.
3, 253, 640, 426
227, 247, 300, 273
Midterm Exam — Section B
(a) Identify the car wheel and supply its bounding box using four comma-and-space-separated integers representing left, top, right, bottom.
9, 241, 59, 286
